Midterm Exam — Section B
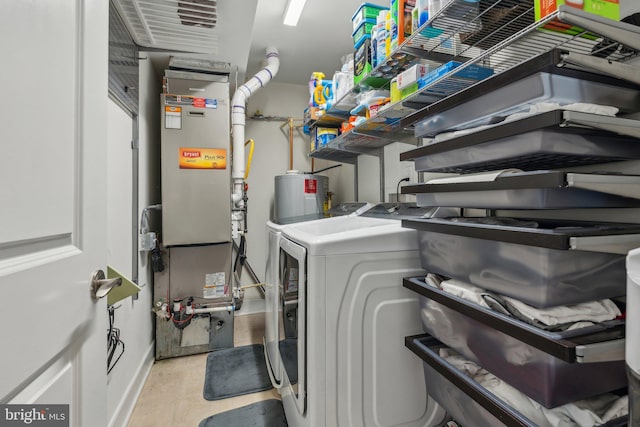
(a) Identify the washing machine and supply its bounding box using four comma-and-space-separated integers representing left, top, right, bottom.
275, 204, 452, 427
627, 247, 640, 425
264, 202, 374, 387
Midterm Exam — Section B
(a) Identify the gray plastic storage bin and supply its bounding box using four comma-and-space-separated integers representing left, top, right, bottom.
403, 170, 640, 210
404, 277, 626, 408
402, 217, 640, 307
405, 334, 628, 427
410, 50, 640, 138
401, 110, 640, 174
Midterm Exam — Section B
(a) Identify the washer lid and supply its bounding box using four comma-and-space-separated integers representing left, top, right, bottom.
281, 216, 418, 255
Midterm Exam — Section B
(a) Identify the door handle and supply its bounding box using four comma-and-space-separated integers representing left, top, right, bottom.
91, 270, 122, 302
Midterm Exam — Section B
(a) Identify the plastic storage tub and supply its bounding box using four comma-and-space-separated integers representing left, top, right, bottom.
401, 217, 640, 307
402, 170, 640, 209
403, 50, 640, 138
352, 3, 388, 31
353, 21, 375, 48
404, 277, 626, 408
400, 110, 640, 173
405, 334, 628, 427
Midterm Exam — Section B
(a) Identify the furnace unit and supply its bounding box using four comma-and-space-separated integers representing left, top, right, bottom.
155, 68, 234, 360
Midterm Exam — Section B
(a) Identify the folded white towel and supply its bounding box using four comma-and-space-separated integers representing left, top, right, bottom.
505, 102, 619, 123
426, 169, 522, 184
560, 102, 619, 117
502, 296, 621, 327
439, 278, 492, 308
431, 102, 619, 144
438, 278, 621, 327
440, 348, 628, 427
432, 124, 493, 143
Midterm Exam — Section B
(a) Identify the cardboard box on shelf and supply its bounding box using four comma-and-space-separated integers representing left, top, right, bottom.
308, 107, 325, 122
535, 0, 619, 37
400, 82, 419, 100
399, 0, 416, 41
419, 61, 494, 87
536, 0, 619, 21
397, 64, 430, 90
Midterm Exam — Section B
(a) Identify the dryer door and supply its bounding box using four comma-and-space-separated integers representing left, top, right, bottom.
265, 229, 283, 388
279, 237, 307, 416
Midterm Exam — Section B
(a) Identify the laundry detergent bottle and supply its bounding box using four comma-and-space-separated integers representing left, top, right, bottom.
417, 0, 429, 27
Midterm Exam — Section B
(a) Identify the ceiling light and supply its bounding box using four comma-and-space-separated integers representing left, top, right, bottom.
282, 0, 307, 26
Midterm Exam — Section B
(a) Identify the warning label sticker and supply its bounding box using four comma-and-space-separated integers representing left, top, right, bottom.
304, 179, 317, 194
204, 272, 226, 299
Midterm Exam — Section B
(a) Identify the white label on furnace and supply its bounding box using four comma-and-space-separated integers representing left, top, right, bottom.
165, 106, 182, 129
204, 272, 225, 299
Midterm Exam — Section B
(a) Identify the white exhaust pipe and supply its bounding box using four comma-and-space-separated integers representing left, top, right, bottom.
231, 47, 280, 238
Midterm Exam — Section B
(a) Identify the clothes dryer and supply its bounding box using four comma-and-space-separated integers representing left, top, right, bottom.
264, 203, 374, 386
275, 205, 451, 427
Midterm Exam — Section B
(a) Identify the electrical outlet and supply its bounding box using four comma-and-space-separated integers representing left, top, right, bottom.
139, 232, 157, 252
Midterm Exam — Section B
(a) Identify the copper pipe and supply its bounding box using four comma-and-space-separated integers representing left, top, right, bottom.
288, 118, 294, 170
279, 118, 304, 172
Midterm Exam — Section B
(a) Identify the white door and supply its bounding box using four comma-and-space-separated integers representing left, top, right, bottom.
0, 1, 109, 426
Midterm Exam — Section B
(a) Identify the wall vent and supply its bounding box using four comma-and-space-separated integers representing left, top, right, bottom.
111, 0, 219, 54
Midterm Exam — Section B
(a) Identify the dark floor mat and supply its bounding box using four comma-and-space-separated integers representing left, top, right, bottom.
203, 343, 272, 400
198, 399, 288, 427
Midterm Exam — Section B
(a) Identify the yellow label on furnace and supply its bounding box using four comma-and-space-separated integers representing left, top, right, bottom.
179, 147, 227, 169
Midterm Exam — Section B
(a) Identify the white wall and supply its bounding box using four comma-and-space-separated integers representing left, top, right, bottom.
384, 142, 418, 203
621, 1, 640, 16
319, 159, 356, 203
106, 56, 159, 427
357, 154, 382, 202
107, 102, 134, 277
243, 82, 313, 285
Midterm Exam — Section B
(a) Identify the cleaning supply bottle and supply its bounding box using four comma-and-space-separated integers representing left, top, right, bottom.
371, 27, 379, 68
309, 72, 325, 107
417, 0, 429, 28
377, 10, 388, 65
390, 0, 400, 52
385, 10, 392, 58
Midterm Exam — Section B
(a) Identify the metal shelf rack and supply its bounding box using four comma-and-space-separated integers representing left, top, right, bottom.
310, 0, 640, 163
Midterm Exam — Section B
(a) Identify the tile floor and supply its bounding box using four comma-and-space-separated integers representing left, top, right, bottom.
127, 311, 279, 427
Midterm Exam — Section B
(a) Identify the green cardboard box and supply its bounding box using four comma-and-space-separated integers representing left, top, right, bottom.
535, 0, 619, 23
535, 0, 619, 39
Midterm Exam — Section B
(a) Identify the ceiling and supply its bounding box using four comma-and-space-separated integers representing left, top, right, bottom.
115, 0, 387, 87
246, 0, 387, 85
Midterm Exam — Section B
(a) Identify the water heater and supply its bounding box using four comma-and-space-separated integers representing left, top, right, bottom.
274, 171, 329, 221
